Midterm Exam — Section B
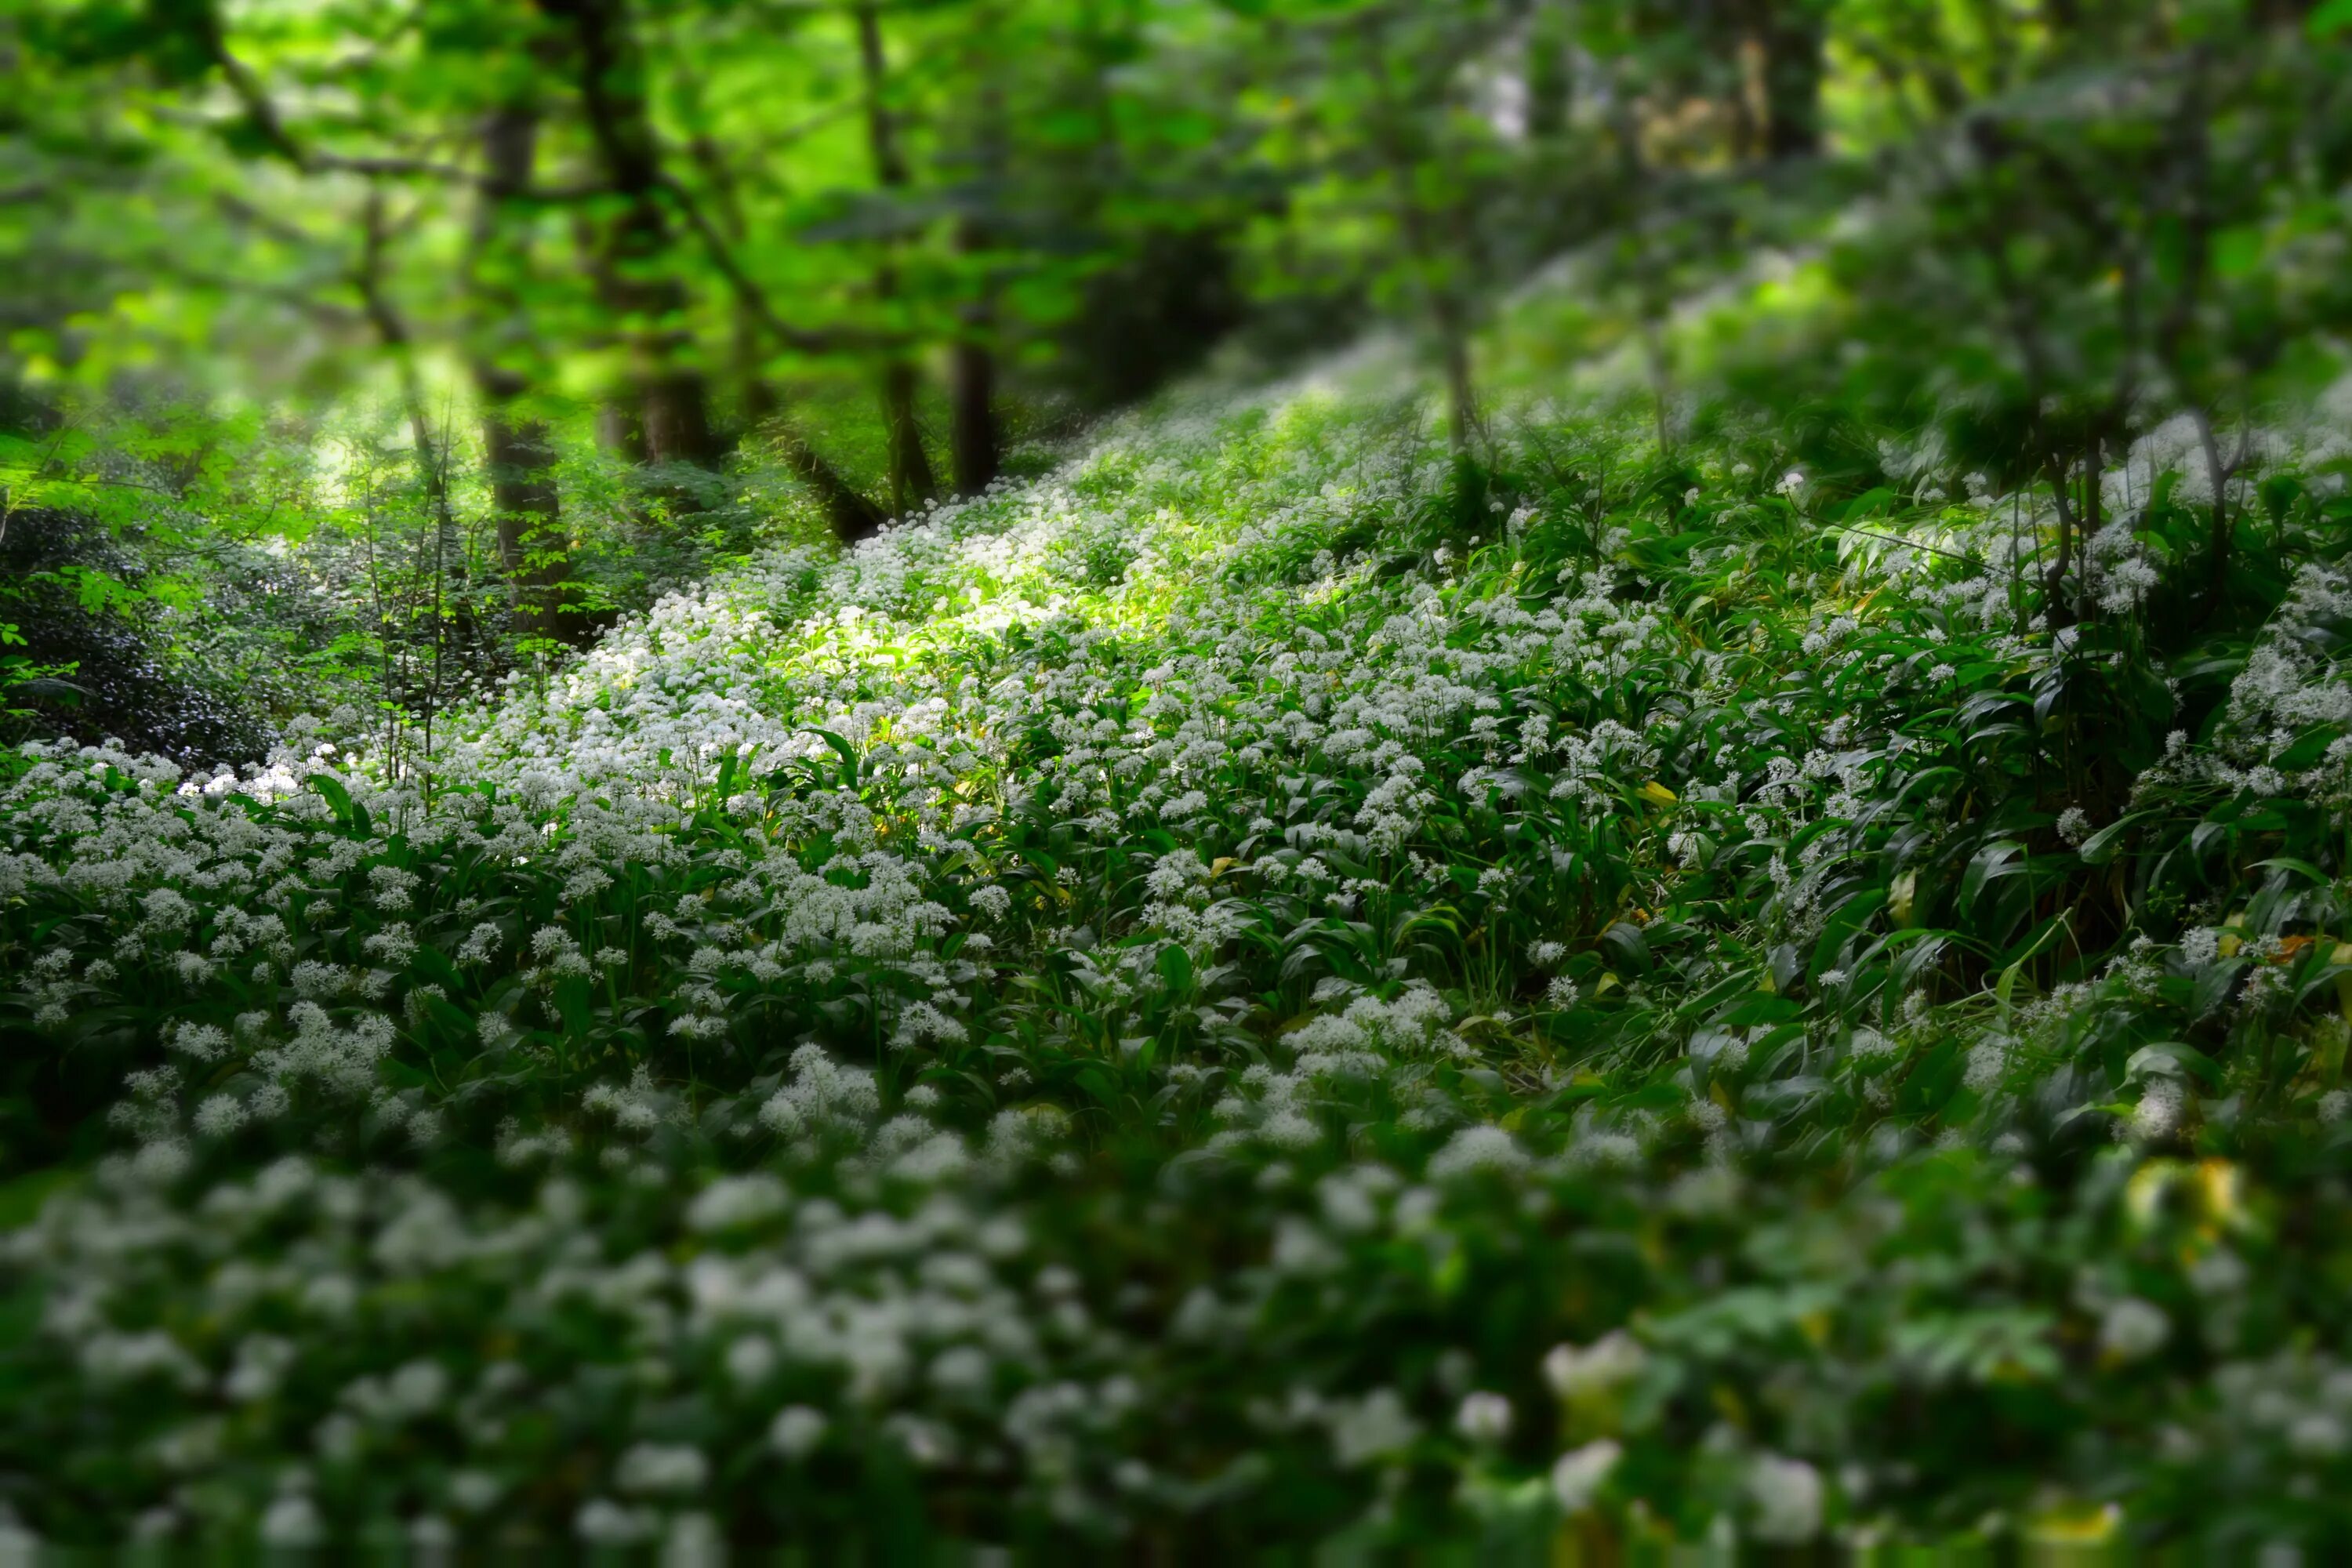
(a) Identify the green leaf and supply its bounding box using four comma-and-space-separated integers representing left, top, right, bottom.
2076, 812, 2149, 866
1958, 841, 2024, 914
311, 775, 354, 825
2125, 1041, 2221, 1087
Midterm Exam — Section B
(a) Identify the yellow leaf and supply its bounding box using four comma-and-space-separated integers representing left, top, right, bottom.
2126, 1160, 2183, 1229
2197, 1159, 2242, 1229
2027, 1503, 2122, 1544
1638, 781, 1677, 807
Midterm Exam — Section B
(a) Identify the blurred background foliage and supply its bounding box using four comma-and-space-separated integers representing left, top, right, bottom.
8, 0, 2346, 764
10, 0, 2352, 1556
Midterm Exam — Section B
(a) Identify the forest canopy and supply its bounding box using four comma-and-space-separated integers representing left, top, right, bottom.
8, 0, 2352, 1558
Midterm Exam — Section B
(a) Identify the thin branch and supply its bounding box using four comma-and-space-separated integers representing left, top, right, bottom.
204, 31, 310, 169
656, 173, 895, 355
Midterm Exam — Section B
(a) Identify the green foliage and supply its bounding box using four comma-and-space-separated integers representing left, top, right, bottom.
5, 365, 2352, 1552
5, 0, 2352, 1558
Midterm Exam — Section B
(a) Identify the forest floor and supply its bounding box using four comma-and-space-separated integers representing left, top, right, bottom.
6, 364, 2352, 1555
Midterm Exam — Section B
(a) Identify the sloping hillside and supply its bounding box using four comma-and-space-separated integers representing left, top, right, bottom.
7, 379, 2352, 1554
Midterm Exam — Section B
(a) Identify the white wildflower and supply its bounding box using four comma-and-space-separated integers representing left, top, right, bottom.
1543, 1330, 1647, 1398
1454, 1392, 1512, 1444
1748, 1453, 1824, 1543
1550, 1439, 1622, 1512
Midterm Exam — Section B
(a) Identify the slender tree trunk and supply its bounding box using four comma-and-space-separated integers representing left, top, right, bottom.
1439, 310, 1479, 458
1523, 0, 1573, 143
481, 399, 568, 633
469, 102, 575, 643
2194, 407, 2241, 622
1761, 0, 1824, 159
949, 330, 998, 496
539, 0, 721, 487
1642, 315, 1673, 456
878, 357, 934, 517
857, 1, 937, 516
353, 186, 470, 775
2042, 448, 2079, 630
949, 38, 1005, 496
1359, 12, 1479, 456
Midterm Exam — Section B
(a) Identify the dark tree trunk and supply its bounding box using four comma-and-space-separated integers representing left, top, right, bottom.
644, 368, 721, 469
539, 0, 721, 492
857, 1, 937, 517
1523, 0, 1573, 142
1358, 10, 1480, 456
949, 36, 1005, 497
1761, 0, 1824, 160
878, 356, 935, 518
950, 334, 997, 496
481, 397, 573, 641
469, 102, 575, 643
1440, 312, 1479, 457
779, 426, 890, 543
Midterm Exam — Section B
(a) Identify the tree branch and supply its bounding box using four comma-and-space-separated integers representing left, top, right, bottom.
656, 172, 895, 355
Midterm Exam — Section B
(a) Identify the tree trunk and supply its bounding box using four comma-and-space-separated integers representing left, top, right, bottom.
481, 400, 554, 590
481, 397, 573, 641
878, 356, 935, 517
950, 332, 997, 496
949, 32, 1005, 497
539, 0, 720, 492
778, 425, 890, 543
1523, 0, 1573, 143
1359, 11, 1479, 457
1441, 316, 1479, 457
644, 368, 721, 469
1761, 0, 1824, 160
469, 102, 575, 644
857, 1, 937, 517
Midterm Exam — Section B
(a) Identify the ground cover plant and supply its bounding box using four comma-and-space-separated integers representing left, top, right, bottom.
11, 0, 2352, 1558
8, 361, 2352, 1556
